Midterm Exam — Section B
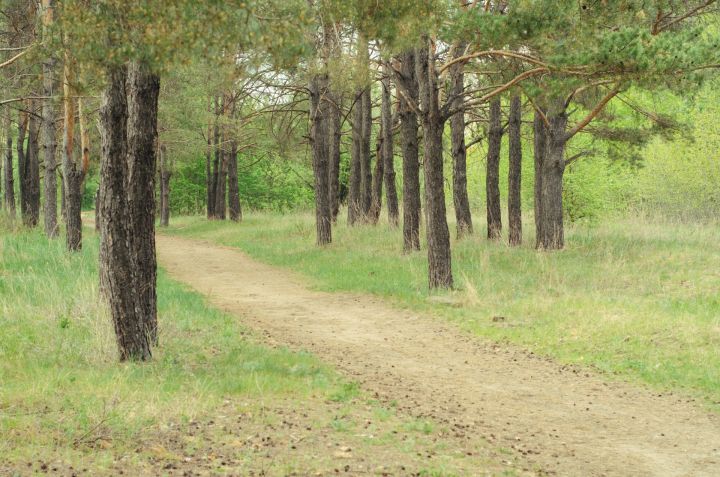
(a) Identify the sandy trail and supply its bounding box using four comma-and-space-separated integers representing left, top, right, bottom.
156, 233, 720, 476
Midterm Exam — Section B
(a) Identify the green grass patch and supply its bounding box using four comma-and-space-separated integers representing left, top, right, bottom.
167, 212, 720, 405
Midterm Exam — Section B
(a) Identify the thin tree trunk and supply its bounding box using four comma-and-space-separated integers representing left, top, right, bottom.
449, 43, 473, 238
396, 50, 421, 252
159, 144, 171, 227
533, 107, 547, 245
26, 101, 41, 228
486, 97, 502, 240
210, 95, 220, 219
99, 64, 151, 361
41, 0, 57, 238
537, 103, 567, 250
227, 140, 241, 221
416, 43, 452, 289
309, 72, 332, 245
213, 94, 227, 220
17, 110, 27, 220
347, 88, 363, 225
328, 92, 341, 222
369, 129, 383, 224
508, 94, 522, 246
360, 83, 372, 219
381, 66, 399, 227
126, 60, 160, 344
3, 112, 14, 214
205, 99, 214, 219
62, 52, 83, 252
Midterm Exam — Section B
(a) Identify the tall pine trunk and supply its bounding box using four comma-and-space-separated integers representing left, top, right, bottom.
3, 112, 14, 214
347, 89, 363, 225
369, 129, 383, 224
537, 104, 567, 250
381, 67, 399, 226
328, 92, 341, 222
159, 144, 171, 227
396, 50, 421, 252
416, 44, 452, 289
213, 96, 227, 220
227, 140, 241, 222
533, 108, 546, 244
62, 53, 84, 252
360, 83, 372, 219
508, 94, 522, 246
41, 0, 57, 238
210, 96, 220, 219
205, 100, 214, 218
18, 110, 28, 221
98, 65, 151, 361
309, 72, 332, 245
26, 102, 41, 228
449, 43, 472, 238
486, 97, 502, 240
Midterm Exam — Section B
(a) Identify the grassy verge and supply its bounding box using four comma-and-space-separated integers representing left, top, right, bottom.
166, 212, 720, 406
0, 223, 507, 476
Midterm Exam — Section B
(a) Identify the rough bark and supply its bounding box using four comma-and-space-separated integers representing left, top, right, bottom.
26, 102, 41, 227
347, 88, 363, 225
416, 43, 452, 289
309, 73, 332, 245
210, 95, 220, 219
508, 94, 522, 246
41, 0, 57, 238
205, 101, 213, 219
395, 50, 421, 252
213, 94, 228, 220
381, 66, 399, 227
360, 83, 372, 219
62, 53, 83, 252
533, 108, 547, 245
98, 65, 151, 361
126, 60, 160, 344
369, 130, 384, 224
328, 92, 341, 222
227, 140, 241, 222
449, 43, 473, 238
486, 97, 502, 240
537, 103, 567, 250
17, 110, 27, 220
159, 144, 171, 227
3, 113, 14, 214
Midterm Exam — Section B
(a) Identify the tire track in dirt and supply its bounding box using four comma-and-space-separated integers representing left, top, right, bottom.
156, 234, 720, 476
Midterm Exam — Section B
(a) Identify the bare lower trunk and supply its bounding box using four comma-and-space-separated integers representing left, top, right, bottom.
159, 144, 171, 227
449, 44, 472, 238
227, 140, 241, 222
17, 110, 27, 220
369, 131, 384, 224
508, 94, 522, 246
99, 65, 152, 361
126, 60, 160, 344
360, 86, 372, 220
26, 103, 41, 228
347, 89, 363, 225
537, 105, 567, 250
381, 67, 399, 227
213, 150, 227, 219
396, 50, 421, 252
417, 44, 452, 289
4, 113, 14, 214
328, 92, 341, 222
210, 96, 220, 219
486, 98, 502, 240
64, 169, 83, 251
205, 111, 213, 219
41, 47, 57, 238
309, 73, 332, 245
533, 108, 547, 245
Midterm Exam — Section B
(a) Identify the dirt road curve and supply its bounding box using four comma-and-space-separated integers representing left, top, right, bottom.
156, 234, 720, 476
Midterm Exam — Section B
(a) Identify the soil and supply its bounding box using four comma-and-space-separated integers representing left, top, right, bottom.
156, 234, 720, 477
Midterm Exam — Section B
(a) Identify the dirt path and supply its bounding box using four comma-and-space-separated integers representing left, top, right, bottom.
156, 234, 720, 476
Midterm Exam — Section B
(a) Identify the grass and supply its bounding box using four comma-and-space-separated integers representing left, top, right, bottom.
166, 211, 720, 406
0, 220, 508, 476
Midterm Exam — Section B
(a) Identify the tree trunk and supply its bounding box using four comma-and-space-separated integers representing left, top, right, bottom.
309, 73, 332, 245
328, 92, 341, 222
508, 94, 522, 246
26, 102, 41, 228
213, 146, 227, 219
159, 144, 171, 227
533, 108, 547, 245
98, 65, 152, 361
17, 110, 27, 221
210, 96, 220, 219
41, 0, 57, 238
360, 83, 372, 220
395, 50, 421, 252
347, 88, 363, 225
369, 129, 383, 224
486, 97, 502, 240
126, 60, 160, 344
416, 44, 452, 289
62, 53, 83, 252
449, 44, 473, 238
227, 140, 241, 222
205, 104, 214, 219
4, 112, 15, 215
537, 105, 567, 250
381, 66, 399, 227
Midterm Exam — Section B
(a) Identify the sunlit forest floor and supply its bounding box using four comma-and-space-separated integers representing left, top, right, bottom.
0, 225, 509, 476
167, 211, 720, 407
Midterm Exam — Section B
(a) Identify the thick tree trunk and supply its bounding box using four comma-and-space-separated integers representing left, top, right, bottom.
449, 44, 473, 238
4, 113, 14, 215
227, 140, 241, 222
416, 44, 452, 289
41, 0, 57, 238
26, 103, 41, 228
486, 97, 502, 240
328, 92, 341, 222
347, 89, 363, 225
533, 108, 547, 245
309, 73, 332, 245
369, 130, 383, 224
508, 94, 522, 246
126, 60, 160, 344
159, 144, 171, 227
396, 50, 421, 252
537, 105, 567, 250
381, 67, 399, 227
62, 54, 83, 252
98, 65, 152, 361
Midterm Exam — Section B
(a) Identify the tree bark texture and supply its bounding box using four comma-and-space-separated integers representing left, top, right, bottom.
309, 73, 332, 245
62, 53, 84, 252
210, 95, 220, 218
205, 102, 214, 219
328, 91, 341, 222
41, 0, 57, 238
449, 43, 473, 238
537, 103, 567, 250
486, 97, 502, 240
25, 102, 41, 228
369, 130, 383, 224
381, 66, 399, 227
17, 110, 27, 221
533, 107, 546, 245
227, 139, 241, 222
360, 84, 372, 219
416, 44, 452, 289
4, 112, 14, 214
508, 94, 522, 246
347, 88, 363, 225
